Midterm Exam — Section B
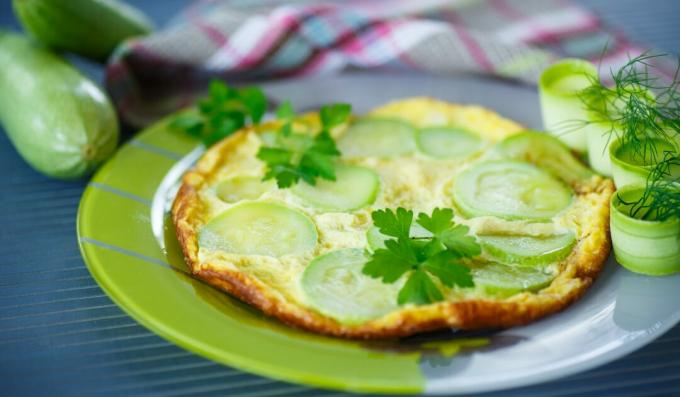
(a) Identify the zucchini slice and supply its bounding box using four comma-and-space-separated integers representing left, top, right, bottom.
473, 262, 555, 297
216, 176, 275, 203
479, 233, 576, 266
199, 202, 317, 257
301, 249, 399, 324
452, 160, 573, 220
366, 223, 431, 252
292, 165, 379, 211
338, 118, 416, 158
494, 131, 592, 185
417, 127, 483, 159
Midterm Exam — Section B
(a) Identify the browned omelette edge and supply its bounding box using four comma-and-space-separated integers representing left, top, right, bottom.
172, 101, 614, 340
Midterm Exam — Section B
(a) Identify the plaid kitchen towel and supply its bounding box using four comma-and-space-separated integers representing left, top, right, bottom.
105, 0, 661, 127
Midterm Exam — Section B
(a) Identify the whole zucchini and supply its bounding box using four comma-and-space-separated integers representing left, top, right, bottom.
0, 32, 119, 180
12, 0, 153, 62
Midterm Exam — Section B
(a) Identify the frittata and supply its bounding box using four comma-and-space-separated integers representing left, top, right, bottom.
172, 97, 614, 339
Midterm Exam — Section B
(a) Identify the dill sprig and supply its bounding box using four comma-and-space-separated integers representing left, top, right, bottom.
576, 52, 680, 164
619, 151, 680, 221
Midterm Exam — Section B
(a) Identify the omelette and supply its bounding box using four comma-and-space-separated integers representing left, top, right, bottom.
172, 98, 614, 339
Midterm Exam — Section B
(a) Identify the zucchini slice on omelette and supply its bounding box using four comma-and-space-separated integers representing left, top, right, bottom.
172, 97, 614, 339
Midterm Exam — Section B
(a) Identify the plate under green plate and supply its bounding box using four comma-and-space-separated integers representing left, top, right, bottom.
78, 73, 680, 396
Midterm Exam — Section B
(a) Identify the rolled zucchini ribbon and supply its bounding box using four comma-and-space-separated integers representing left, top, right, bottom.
610, 185, 680, 276
538, 58, 597, 153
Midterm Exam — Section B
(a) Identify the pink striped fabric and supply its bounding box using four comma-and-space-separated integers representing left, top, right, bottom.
105, 0, 661, 127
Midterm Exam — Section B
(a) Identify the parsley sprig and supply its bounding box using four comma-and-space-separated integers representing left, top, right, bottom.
256, 102, 351, 188
171, 80, 267, 146
363, 208, 479, 305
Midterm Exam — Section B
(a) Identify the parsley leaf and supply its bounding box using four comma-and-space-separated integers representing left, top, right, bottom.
422, 251, 474, 288
362, 207, 479, 305
257, 102, 350, 188
300, 146, 336, 181
372, 208, 413, 240
171, 80, 267, 146
416, 207, 454, 236
363, 244, 414, 283
440, 224, 482, 258
276, 101, 294, 137
320, 103, 352, 129
276, 100, 295, 120
398, 269, 443, 305
417, 209, 481, 258
256, 147, 294, 165
239, 86, 267, 124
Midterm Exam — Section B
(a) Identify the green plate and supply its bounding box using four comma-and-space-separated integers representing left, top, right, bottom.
76, 113, 490, 394
78, 74, 680, 395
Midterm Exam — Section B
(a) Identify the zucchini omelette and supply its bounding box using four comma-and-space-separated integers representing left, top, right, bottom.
172, 97, 614, 339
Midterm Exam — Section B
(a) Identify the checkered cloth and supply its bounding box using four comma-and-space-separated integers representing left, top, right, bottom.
105, 0, 659, 127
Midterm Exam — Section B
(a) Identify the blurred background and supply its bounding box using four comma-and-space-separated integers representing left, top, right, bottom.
2, 1, 679, 86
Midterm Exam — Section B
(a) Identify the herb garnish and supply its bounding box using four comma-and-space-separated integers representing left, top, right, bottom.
577, 53, 680, 163
171, 80, 267, 146
256, 102, 351, 188
620, 151, 680, 221
362, 208, 479, 305
578, 53, 680, 222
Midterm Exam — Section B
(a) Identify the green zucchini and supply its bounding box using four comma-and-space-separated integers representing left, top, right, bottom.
479, 233, 576, 266
292, 165, 380, 212
494, 131, 593, 185
0, 32, 119, 180
301, 249, 400, 324
338, 118, 417, 158
199, 202, 318, 257
13, 0, 153, 61
472, 262, 555, 297
216, 176, 275, 203
417, 126, 483, 159
538, 58, 597, 153
452, 160, 573, 220
610, 185, 680, 275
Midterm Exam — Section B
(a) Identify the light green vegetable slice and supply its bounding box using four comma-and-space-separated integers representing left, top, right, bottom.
338, 118, 416, 158
216, 176, 275, 203
453, 160, 573, 220
199, 202, 317, 257
473, 262, 555, 297
610, 185, 680, 275
494, 131, 592, 185
585, 87, 656, 176
417, 127, 483, 158
366, 223, 432, 252
538, 58, 597, 152
301, 249, 399, 324
479, 233, 576, 266
292, 165, 379, 211
609, 137, 679, 189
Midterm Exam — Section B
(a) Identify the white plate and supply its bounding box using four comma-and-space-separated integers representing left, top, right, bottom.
265, 72, 680, 394
81, 71, 680, 395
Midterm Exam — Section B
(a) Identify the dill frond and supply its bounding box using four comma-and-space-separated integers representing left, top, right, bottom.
619, 151, 680, 221
577, 52, 680, 165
